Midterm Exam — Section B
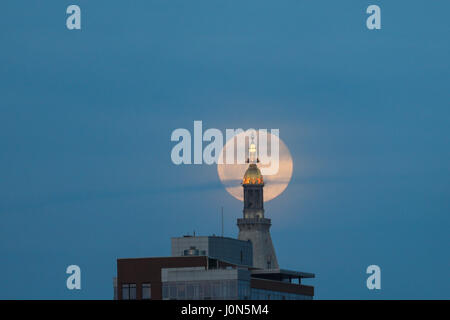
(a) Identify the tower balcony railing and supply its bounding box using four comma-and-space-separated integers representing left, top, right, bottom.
237, 217, 271, 225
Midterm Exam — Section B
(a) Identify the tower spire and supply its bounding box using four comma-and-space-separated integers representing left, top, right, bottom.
237, 134, 279, 270
249, 134, 257, 164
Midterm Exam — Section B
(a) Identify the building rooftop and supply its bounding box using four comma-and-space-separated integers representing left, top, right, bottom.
251, 268, 315, 281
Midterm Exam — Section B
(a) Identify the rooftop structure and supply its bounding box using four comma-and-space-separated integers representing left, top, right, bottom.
171, 235, 253, 267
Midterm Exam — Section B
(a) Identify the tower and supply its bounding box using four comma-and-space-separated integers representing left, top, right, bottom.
237, 137, 279, 270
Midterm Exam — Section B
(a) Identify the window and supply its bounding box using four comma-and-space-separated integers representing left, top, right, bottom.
163, 280, 241, 300
169, 283, 177, 299
130, 284, 136, 299
122, 284, 129, 300
212, 281, 221, 298
266, 255, 272, 269
142, 283, 151, 300
177, 283, 186, 299
238, 280, 250, 299
122, 283, 136, 300
186, 284, 193, 299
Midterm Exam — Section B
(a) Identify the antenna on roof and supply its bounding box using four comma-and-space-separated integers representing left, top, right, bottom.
221, 206, 224, 237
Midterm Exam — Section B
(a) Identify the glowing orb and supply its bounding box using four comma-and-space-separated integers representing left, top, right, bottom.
217, 130, 293, 202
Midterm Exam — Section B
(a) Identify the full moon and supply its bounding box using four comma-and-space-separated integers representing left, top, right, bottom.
217, 130, 293, 202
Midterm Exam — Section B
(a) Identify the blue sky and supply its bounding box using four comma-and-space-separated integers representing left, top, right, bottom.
0, 1, 449, 299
